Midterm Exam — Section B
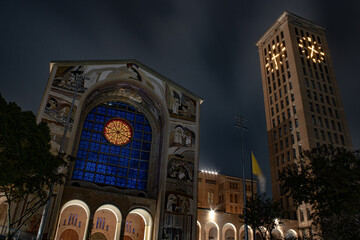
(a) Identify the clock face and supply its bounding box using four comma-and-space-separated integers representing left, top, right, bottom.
103, 118, 133, 146
298, 37, 325, 63
265, 43, 286, 72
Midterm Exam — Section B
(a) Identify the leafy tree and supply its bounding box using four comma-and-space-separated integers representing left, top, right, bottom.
280, 145, 360, 240
240, 194, 281, 240
0, 94, 67, 240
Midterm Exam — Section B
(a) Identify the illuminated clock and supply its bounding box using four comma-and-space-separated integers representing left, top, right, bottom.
103, 118, 133, 145
298, 37, 325, 63
265, 43, 286, 72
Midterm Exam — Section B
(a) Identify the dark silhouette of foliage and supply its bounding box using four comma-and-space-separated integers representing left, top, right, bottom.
0, 94, 68, 240
240, 194, 281, 240
280, 145, 360, 240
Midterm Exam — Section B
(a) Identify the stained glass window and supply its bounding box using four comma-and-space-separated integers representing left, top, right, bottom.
104, 119, 133, 145
72, 101, 152, 190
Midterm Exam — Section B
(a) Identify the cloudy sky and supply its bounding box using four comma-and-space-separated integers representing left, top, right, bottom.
1, 1, 359, 194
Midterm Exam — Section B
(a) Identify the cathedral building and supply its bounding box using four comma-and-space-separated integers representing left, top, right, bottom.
1, 60, 202, 240
256, 11, 353, 238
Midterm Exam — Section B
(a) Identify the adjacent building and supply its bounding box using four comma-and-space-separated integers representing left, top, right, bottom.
256, 11, 353, 237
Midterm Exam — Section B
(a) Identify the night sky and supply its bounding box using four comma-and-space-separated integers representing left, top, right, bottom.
1, 1, 359, 195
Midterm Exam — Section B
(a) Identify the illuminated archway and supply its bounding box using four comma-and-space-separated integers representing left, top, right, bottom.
272, 228, 284, 240
204, 222, 219, 240
239, 225, 253, 240
90, 205, 122, 240
124, 208, 153, 240
285, 229, 298, 240
222, 223, 236, 240
197, 221, 201, 240
55, 200, 90, 240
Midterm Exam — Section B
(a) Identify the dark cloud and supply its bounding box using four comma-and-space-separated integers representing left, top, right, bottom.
1, 0, 359, 195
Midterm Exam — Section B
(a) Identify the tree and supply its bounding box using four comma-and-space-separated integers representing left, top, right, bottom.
0, 94, 67, 240
280, 145, 360, 240
240, 194, 281, 240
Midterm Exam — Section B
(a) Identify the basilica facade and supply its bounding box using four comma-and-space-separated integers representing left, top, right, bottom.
31, 60, 201, 240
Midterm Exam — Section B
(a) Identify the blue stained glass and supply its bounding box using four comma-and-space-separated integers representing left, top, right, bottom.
108, 156, 119, 165
79, 140, 90, 150
94, 174, 105, 183
119, 157, 129, 167
134, 123, 143, 131
86, 162, 96, 171
136, 115, 145, 123
73, 101, 153, 190
128, 169, 137, 178
127, 178, 136, 188
86, 113, 95, 120
72, 170, 84, 180
139, 161, 149, 170
141, 152, 150, 161
83, 121, 93, 130
137, 181, 147, 190
126, 112, 135, 121
138, 171, 148, 180
116, 110, 126, 118
107, 166, 117, 175
142, 142, 151, 151
105, 176, 116, 185
131, 150, 140, 159
84, 172, 94, 181
118, 102, 127, 109
90, 142, 100, 151
97, 106, 107, 114
81, 131, 92, 140
88, 152, 98, 161
92, 133, 101, 141
128, 105, 136, 112
130, 159, 139, 168
134, 131, 142, 140
100, 144, 110, 153
74, 160, 86, 170
110, 145, 120, 155
77, 150, 87, 159
123, 142, 131, 148
98, 154, 108, 163
121, 148, 130, 157
93, 123, 103, 131
117, 167, 127, 177
116, 177, 126, 187
143, 133, 151, 142
107, 108, 116, 116
144, 125, 151, 133
132, 140, 141, 149
95, 115, 105, 123
96, 164, 107, 174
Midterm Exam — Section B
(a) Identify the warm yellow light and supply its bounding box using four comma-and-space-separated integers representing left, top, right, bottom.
209, 209, 215, 221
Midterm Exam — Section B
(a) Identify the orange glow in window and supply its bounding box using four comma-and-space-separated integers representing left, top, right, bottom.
103, 119, 133, 145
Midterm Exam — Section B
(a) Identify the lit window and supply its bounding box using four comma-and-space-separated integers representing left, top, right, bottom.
72, 101, 152, 190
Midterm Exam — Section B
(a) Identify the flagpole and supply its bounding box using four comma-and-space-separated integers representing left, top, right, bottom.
250, 150, 255, 240
234, 115, 248, 240
250, 150, 254, 198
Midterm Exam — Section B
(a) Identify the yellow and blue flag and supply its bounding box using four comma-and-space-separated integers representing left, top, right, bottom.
252, 151, 266, 193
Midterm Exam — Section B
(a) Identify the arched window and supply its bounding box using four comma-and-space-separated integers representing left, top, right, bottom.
72, 101, 152, 190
